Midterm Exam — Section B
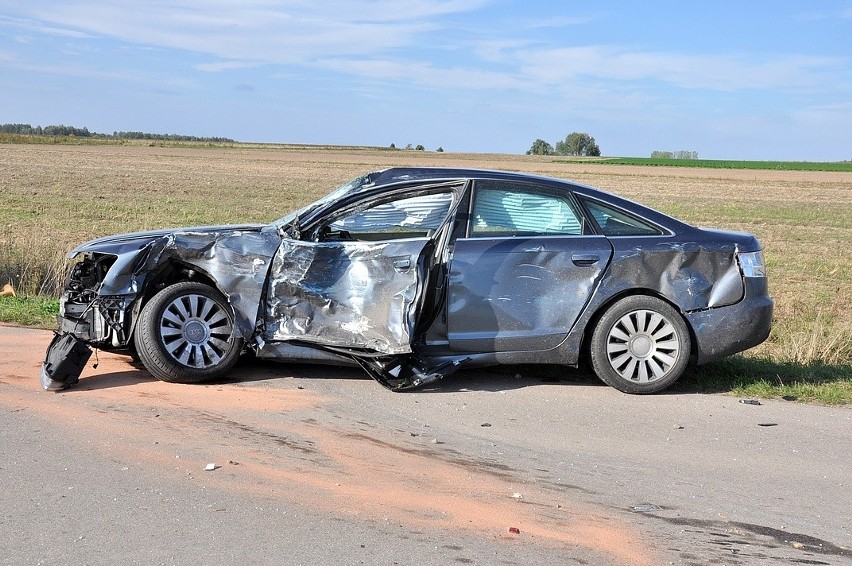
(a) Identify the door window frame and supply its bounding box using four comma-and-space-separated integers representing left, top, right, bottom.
463, 180, 591, 239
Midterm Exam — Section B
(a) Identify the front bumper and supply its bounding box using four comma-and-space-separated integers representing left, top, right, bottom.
58, 294, 135, 348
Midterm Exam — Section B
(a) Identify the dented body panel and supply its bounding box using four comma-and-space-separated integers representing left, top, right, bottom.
447, 235, 613, 352
46, 167, 773, 393
265, 238, 430, 353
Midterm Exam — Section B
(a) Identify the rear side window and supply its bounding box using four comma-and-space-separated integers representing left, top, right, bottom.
470, 182, 584, 237
581, 198, 663, 236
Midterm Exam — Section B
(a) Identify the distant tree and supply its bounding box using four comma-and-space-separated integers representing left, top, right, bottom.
436, 147, 444, 152
404, 143, 413, 150
415, 144, 425, 151
652, 150, 698, 159
389, 143, 396, 149
527, 138, 555, 155
555, 132, 600, 156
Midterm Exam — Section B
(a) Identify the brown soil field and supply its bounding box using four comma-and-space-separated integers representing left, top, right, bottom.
2, 143, 851, 369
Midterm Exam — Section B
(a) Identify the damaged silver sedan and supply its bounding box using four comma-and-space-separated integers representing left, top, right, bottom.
41, 168, 773, 394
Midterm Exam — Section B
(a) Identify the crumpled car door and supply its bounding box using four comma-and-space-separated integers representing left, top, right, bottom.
263, 188, 463, 389
264, 237, 430, 354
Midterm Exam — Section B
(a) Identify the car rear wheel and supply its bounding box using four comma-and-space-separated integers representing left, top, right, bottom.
134, 282, 243, 383
590, 295, 690, 394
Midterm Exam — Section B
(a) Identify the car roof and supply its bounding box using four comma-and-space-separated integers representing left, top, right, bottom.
359, 167, 691, 234
367, 167, 571, 187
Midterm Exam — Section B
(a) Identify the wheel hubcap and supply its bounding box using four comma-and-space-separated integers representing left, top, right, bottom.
158, 293, 233, 369
605, 309, 680, 383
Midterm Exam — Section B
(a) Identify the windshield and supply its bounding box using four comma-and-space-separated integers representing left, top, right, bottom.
272, 174, 372, 229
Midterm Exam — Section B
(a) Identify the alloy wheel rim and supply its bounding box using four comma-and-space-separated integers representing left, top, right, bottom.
605, 309, 680, 383
158, 293, 233, 368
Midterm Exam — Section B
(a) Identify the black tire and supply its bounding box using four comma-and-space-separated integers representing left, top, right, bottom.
134, 282, 243, 383
589, 295, 690, 394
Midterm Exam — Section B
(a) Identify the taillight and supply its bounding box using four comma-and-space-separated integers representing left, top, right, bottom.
737, 251, 766, 278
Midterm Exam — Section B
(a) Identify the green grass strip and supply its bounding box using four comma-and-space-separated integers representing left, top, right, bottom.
556, 157, 852, 172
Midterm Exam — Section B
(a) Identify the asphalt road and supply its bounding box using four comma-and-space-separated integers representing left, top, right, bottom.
1, 325, 850, 565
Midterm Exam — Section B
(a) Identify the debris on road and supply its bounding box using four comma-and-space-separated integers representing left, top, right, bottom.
204, 463, 218, 471
739, 399, 762, 405
631, 504, 663, 513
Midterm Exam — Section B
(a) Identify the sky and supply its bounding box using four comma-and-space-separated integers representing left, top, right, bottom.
1, 1, 851, 160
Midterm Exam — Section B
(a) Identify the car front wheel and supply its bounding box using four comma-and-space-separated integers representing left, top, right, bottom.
590, 295, 690, 394
134, 282, 243, 383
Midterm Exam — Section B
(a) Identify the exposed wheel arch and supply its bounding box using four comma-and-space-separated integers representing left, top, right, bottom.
128, 260, 224, 346
133, 281, 244, 383
588, 294, 692, 394
580, 289, 697, 368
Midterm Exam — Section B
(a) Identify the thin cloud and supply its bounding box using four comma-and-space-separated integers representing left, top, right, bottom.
318, 57, 526, 91
9, 1, 485, 64
525, 15, 594, 28
515, 45, 840, 91
0, 15, 95, 39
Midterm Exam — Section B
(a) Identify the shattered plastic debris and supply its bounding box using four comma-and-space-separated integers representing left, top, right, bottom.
40, 332, 92, 391
739, 399, 761, 405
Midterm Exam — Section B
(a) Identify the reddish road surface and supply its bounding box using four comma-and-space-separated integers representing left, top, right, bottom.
1, 325, 850, 565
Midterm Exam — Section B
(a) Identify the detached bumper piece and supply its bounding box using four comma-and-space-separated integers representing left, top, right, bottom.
355, 355, 465, 391
40, 332, 92, 391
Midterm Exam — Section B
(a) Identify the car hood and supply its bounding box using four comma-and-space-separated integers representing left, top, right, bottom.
69, 224, 268, 257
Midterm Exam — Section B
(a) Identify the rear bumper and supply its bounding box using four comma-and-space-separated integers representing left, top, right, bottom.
686, 278, 773, 364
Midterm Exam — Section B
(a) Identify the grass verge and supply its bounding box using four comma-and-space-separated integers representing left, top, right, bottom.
558, 157, 852, 172
0, 295, 59, 328
679, 357, 852, 405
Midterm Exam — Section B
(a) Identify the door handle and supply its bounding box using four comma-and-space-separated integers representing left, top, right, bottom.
571, 254, 599, 266
393, 258, 412, 272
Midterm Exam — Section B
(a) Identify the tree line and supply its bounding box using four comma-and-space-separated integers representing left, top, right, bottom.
0, 123, 234, 143
527, 132, 601, 157
651, 150, 699, 159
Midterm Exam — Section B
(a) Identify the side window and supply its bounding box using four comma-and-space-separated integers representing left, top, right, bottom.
325, 191, 455, 241
581, 198, 663, 236
470, 182, 584, 237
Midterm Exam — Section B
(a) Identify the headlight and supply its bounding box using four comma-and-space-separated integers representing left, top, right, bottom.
738, 251, 766, 278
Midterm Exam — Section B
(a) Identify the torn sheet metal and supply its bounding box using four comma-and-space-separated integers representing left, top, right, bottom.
142, 228, 280, 338
354, 354, 466, 391
264, 238, 429, 354
603, 237, 745, 312
59, 224, 277, 348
